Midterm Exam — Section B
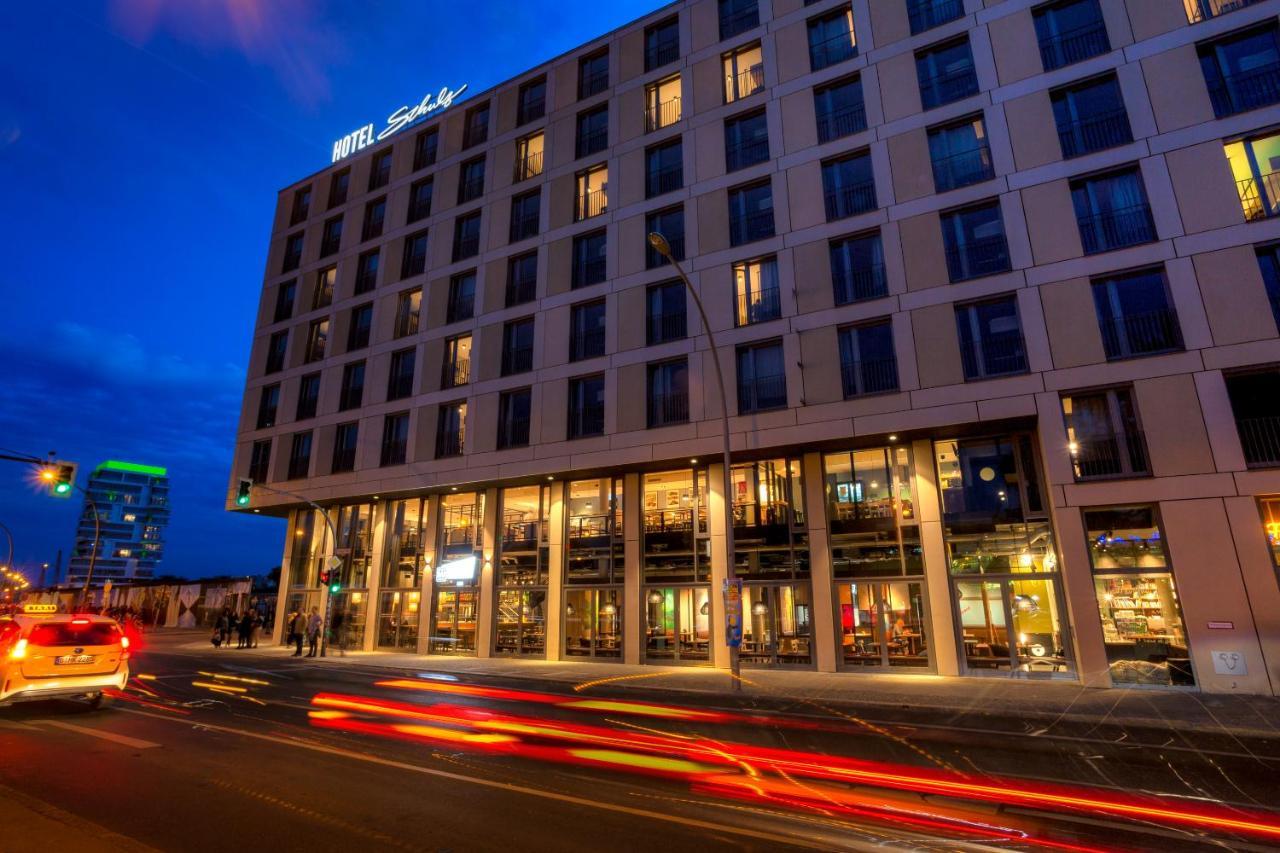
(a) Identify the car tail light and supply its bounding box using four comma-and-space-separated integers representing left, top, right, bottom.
70, 617, 91, 626
120, 635, 130, 649
9, 639, 27, 660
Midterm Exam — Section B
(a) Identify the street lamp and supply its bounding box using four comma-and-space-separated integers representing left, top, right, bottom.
647, 231, 742, 691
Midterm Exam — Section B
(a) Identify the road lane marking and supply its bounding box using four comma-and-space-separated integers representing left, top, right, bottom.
35, 720, 162, 749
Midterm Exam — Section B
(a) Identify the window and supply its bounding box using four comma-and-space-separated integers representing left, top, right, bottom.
814, 75, 866, 144
646, 138, 683, 198
381, 413, 410, 466
502, 318, 535, 375
497, 389, 532, 449
733, 256, 781, 326
408, 178, 433, 223
509, 189, 541, 243
332, 422, 358, 473
737, 340, 787, 413
347, 303, 373, 351
290, 186, 311, 226
1034, 0, 1109, 72
822, 150, 876, 221
362, 197, 386, 241
514, 132, 544, 182
435, 402, 466, 458
719, 0, 759, 40
443, 334, 472, 387
647, 281, 687, 345
725, 109, 769, 172
955, 296, 1027, 380
1200, 23, 1280, 118
647, 358, 689, 427
401, 229, 429, 278
1072, 167, 1155, 254
453, 212, 482, 261
305, 319, 329, 363
1061, 387, 1148, 479
296, 373, 320, 420
941, 201, 1010, 282
1226, 130, 1280, 221
507, 251, 538, 306
1187, 0, 1266, 23
447, 272, 475, 323
1091, 267, 1183, 359
274, 280, 296, 323
387, 348, 416, 400
248, 440, 271, 485
517, 77, 546, 126
354, 251, 380, 295
463, 102, 490, 148
645, 75, 682, 132
645, 207, 685, 268
929, 115, 993, 193
313, 266, 336, 310
257, 384, 280, 429
394, 287, 421, 338
287, 432, 312, 480
808, 6, 857, 72
572, 229, 607, 288
729, 181, 774, 246
282, 232, 303, 273
369, 150, 392, 190
570, 299, 607, 361
458, 156, 486, 204
579, 49, 609, 99
1255, 244, 1280, 328
1052, 75, 1132, 159
839, 320, 898, 397
413, 127, 438, 171
1226, 369, 1280, 466
339, 361, 365, 410
328, 169, 350, 208
568, 375, 605, 439
916, 38, 979, 110
575, 165, 608, 221
723, 42, 764, 103
576, 105, 609, 159
830, 231, 887, 304
646, 17, 680, 71
908, 0, 964, 35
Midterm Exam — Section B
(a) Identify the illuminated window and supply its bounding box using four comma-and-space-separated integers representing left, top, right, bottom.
732, 256, 780, 327
644, 74, 682, 132
574, 165, 608, 221
514, 132, 544, 182
722, 42, 764, 104
443, 335, 472, 388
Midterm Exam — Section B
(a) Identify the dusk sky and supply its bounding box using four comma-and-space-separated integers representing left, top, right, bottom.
0, 0, 659, 579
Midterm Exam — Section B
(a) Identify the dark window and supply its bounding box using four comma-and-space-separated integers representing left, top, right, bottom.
1200, 23, 1280, 118
839, 320, 898, 397
332, 423, 358, 473
1091, 267, 1183, 359
328, 169, 349, 208
515, 133, 545, 182
401, 229, 429, 278
647, 359, 690, 427
447, 272, 475, 323
363, 197, 386, 241
1061, 387, 1149, 479
387, 348, 416, 400
507, 251, 538, 306
568, 374, 606, 439
290, 186, 311, 226
453, 212, 482, 261
729, 181, 774, 246
908, 0, 964, 35
1034, 0, 1109, 71
463, 102, 490, 148
646, 207, 685, 268
1226, 370, 1280, 467
413, 128, 438, 171
646, 138, 683, 198
355, 250, 380, 295
570, 299, 607, 361
645, 17, 680, 71
724, 109, 769, 172
443, 334, 472, 388
305, 319, 328, 363
394, 288, 421, 338
1071, 167, 1155, 254
572, 229, 608, 288
296, 373, 321, 420
1052, 75, 1132, 159
313, 266, 336, 310
287, 432, 312, 480
282, 233, 303, 273
719, 0, 759, 40
380, 413, 410, 466
916, 38, 979, 110
955, 296, 1027, 380
733, 257, 781, 326
458, 156, 486, 203
575, 166, 609, 221
408, 178, 433, 223
830, 231, 887, 304
248, 440, 271, 484
808, 6, 857, 72
435, 402, 466, 458
369, 151, 392, 190
814, 75, 866, 144
1255, 244, 1280, 330
509, 189, 541, 243
497, 389, 532, 449
821, 150, 876, 221
941, 201, 1010, 282
347, 303, 373, 351
502, 318, 535, 375
320, 216, 342, 257
257, 384, 280, 429
266, 331, 289, 375
274, 280, 296, 322
339, 361, 365, 410
579, 49, 609, 99
517, 77, 547, 125
736, 340, 787, 413
576, 105, 609, 159
647, 281, 687, 345
929, 115, 994, 192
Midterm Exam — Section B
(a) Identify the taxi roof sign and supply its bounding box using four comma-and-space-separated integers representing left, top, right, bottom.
22, 604, 58, 614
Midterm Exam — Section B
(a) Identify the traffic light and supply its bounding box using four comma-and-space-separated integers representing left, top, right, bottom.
41, 462, 77, 498
235, 478, 252, 507
319, 567, 341, 594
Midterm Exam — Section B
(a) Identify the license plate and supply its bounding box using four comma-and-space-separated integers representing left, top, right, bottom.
54, 654, 96, 665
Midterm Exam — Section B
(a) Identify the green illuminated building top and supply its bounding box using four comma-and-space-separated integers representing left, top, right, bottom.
94, 460, 168, 478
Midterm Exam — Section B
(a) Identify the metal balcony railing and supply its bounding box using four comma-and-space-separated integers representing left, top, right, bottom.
514, 150, 543, 182
931, 146, 994, 192
645, 97, 682, 132
573, 255, 607, 288
1207, 62, 1280, 117
1077, 204, 1156, 254
502, 345, 534, 376
453, 233, 479, 261
413, 139, 437, 171
509, 212, 539, 243
1058, 109, 1132, 159
810, 31, 857, 72
517, 95, 545, 126
729, 208, 774, 246
506, 277, 536, 306
1098, 309, 1183, 359
908, 0, 964, 35
576, 187, 607, 221
576, 125, 608, 159
739, 373, 787, 413
1237, 416, 1280, 467
362, 217, 385, 241
320, 235, 341, 257
823, 180, 877, 221
816, 102, 866, 143
730, 64, 766, 101
833, 262, 887, 304
407, 198, 430, 223
647, 36, 680, 71
960, 331, 1027, 379
647, 162, 683, 198
459, 175, 485, 203
331, 448, 356, 473
841, 357, 899, 397
1069, 429, 1150, 480
497, 416, 531, 450
735, 286, 781, 326
570, 327, 606, 361
568, 404, 606, 439
647, 311, 687, 345
443, 359, 470, 388
720, 4, 759, 40
1236, 171, 1280, 222
1038, 20, 1109, 71
648, 391, 689, 427
446, 293, 473, 324
647, 234, 684, 269
945, 235, 1010, 282
918, 64, 979, 109
1185, 0, 1264, 24
580, 68, 609, 99
726, 136, 769, 172
435, 429, 463, 459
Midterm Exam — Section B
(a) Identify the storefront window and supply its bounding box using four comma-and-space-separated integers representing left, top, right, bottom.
644, 586, 710, 662
1084, 505, 1193, 686
740, 584, 812, 666
430, 491, 485, 655
1261, 497, 1280, 573
643, 469, 710, 584
495, 485, 549, 656
566, 477, 623, 584
381, 499, 425, 588
288, 509, 322, 589
565, 588, 622, 658
376, 589, 420, 650
731, 458, 809, 578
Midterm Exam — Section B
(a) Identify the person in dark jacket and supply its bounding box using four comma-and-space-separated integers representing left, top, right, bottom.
287, 610, 304, 657
238, 612, 253, 648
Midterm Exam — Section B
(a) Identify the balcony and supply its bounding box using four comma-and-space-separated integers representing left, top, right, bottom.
729, 208, 774, 246
443, 359, 470, 388
1038, 20, 1109, 71
720, 5, 759, 40
1236, 171, 1280, 221
506, 277, 536, 306
509, 212, 539, 243
908, 0, 964, 34
576, 188, 607, 221
647, 311, 687, 345
725, 136, 769, 172
823, 181, 877, 221
1069, 430, 1150, 480
1058, 109, 1132, 159
735, 285, 781, 326
647, 36, 680, 71
648, 391, 689, 427
960, 331, 1027, 379
1186, 0, 1265, 23
570, 327, 606, 361
1207, 62, 1280, 117
919, 65, 979, 109
647, 162, 683, 198
435, 429, 463, 459
816, 102, 867, 144
931, 146, 994, 192
497, 416, 531, 450
1077, 204, 1156, 254
945, 235, 1010, 282
514, 151, 543, 182
1098, 309, 1183, 359
517, 95, 546, 126
573, 255, 607, 288
739, 373, 787, 413
810, 31, 857, 71
645, 97, 681, 132
580, 68, 609, 99
730, 65, 765, 101
576, 125, 608, 159
833, 262, 887, 304
446, 293, 474, 325
1237, 416, 1280, 466
459, 175, 485, 203
453, 233, 480, 261
569, 404, 606, 439
502, 345, 534, 376
841, 357, 899, 397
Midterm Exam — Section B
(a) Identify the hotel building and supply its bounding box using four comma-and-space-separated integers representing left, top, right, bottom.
69, 461, 170, 587
232, 0, 1280, 694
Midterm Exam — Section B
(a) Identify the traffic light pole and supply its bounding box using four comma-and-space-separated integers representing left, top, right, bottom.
0, 452, 94, 608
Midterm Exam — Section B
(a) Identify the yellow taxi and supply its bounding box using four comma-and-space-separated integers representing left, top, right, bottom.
0, 605, 130, 709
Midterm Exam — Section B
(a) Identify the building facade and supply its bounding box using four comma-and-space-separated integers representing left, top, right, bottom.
69, 461, 170, 587
232, 0, 1280, 695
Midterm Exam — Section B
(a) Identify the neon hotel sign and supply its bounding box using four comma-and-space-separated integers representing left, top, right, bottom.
330, 83, 469, 163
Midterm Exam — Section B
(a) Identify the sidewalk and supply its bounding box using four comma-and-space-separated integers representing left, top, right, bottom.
0, 781, 157, 853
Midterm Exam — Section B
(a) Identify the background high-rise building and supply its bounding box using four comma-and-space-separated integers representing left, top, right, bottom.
68, 460, 170, 587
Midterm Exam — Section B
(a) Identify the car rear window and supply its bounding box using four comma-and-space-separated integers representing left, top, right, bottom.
28, 623, 121, 647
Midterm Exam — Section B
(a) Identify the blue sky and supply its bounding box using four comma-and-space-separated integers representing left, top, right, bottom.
0, 0, 660, 579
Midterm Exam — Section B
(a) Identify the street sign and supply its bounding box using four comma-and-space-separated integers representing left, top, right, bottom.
723, 578, 743, 648
325, 556, 344, 571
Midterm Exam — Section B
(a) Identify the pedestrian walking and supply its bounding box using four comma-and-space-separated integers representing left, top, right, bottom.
216, 610, 231, 649
238, 612, 253, 649
250, 611, 262, 648
287, 610, 304, 657
305, 607, 322, 658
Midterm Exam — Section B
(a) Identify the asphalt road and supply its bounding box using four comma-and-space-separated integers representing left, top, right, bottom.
2, 640, 1279, 852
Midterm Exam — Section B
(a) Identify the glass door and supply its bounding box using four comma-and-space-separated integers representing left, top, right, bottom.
740, 584, 813, 667
644, 586, 710, 663
564, 588, 622, 658
837, 581, 929, 668
495, 589, 546, 657
376, 590, 420, 650
955, 578, 1071, 675
430, 587, 478, 655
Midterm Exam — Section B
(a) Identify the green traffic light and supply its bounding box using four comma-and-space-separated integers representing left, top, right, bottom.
328, 583, 341, 594
54, 483, 71, 495
236, 494, 250, 506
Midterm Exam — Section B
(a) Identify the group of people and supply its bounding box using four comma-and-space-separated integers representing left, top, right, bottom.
286, 607, 324, 657
212, 608, 263, 649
